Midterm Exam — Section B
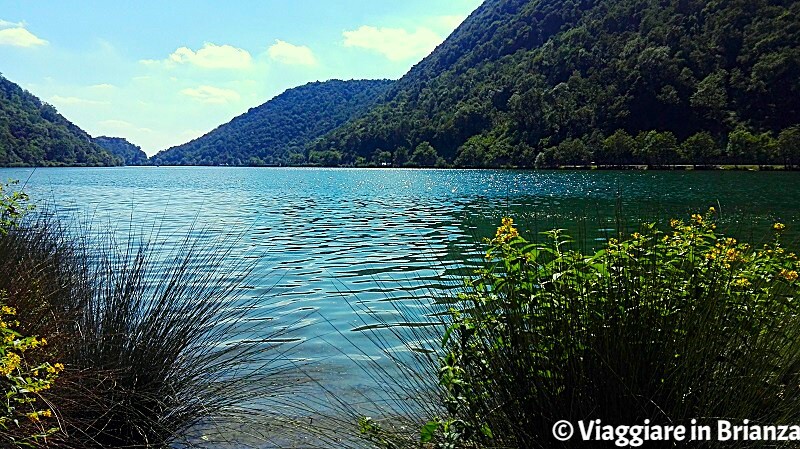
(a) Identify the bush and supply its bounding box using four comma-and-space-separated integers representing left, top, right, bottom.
421, 213, 800, 448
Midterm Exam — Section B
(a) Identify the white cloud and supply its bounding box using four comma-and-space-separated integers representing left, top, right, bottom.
343, 25, 443, 61
0, 20, 25, 28
0, 20, 47, 47
142, 42, 252, 69
267, 39, 317, 66
50, 95, 109, 106
89, 83, 116, 90
180, 85, 241, 104
97, 119, 153, 134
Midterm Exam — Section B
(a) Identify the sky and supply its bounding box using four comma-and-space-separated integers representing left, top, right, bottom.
0, 0, 483, 156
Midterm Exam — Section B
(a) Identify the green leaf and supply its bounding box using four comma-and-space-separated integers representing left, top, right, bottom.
420, 420, 440, 443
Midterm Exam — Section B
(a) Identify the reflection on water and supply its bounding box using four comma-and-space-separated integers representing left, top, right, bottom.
4, 166, 800, 440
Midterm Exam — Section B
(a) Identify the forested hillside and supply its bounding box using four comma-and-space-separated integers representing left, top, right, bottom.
0, 75, 121, 167
312, 0, 800, 168
151, 79, 392, 166
93, 136, 148, 166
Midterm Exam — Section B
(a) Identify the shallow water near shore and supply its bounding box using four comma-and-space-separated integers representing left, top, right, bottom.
4, 166, 800, 444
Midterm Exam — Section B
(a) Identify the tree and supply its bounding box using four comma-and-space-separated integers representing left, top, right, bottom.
679, 132, 721, 167
371, 149, 393, 166
393, 146, 409, 167
601, 130, 636, 166
635, 131, 678, 167
410, 142, 438, 167
726, 128, 776, 166
554, 138, 591, 166
777, 126, 800, 169
454, 137, 487, 168
309, 150, 342, 166
690, 71, 728, 123
534, 148, 557, 169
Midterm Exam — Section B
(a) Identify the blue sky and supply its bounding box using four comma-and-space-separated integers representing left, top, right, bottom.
0, 1, 482, 155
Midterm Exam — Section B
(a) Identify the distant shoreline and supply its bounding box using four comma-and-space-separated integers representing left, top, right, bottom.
3, 164, 800, 171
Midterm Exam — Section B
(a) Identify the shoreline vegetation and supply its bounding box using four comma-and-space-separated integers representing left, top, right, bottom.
3, 124, 800, 170
3, 180, 800, 448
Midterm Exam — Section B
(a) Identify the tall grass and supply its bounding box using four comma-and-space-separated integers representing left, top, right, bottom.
0, 214, 307, 448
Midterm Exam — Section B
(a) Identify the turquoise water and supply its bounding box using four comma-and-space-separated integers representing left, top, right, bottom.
3, 166, 800, 439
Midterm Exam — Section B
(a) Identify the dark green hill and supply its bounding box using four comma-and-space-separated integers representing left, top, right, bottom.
93, 136, 148, 165
312, 0, 800, 168
0, 75, 121, 167
151, 79, 393, 166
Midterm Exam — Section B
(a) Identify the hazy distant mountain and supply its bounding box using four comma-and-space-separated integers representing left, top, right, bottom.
93, 136, 148, 166
151, 79, 393, 166
0, 74, 121, 167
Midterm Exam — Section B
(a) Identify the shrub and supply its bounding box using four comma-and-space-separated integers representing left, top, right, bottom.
0, 290, 64, 447
422, 213, 800, 448
0, 179, 64, 447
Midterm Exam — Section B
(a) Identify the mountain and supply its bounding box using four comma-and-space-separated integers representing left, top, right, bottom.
93, 136, 148, 165
151, 79, 393, 166
311, 0, 800, 168
0, 75, 121, 167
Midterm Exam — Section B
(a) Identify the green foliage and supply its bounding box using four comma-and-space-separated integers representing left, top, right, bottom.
151, 79, 392, 166
600, 129, 636, 167
635, 130, 678, 167
393, 146, 410, 167
92, 136, 148, 165
0, 189, 60, 446
428, 214, 800, 448
371, 149, 393, 166
727, 127, 778, 166
312, 0, 800, 168
0, 75, 121, 167
680, 131, 721, 166
778, 125, 800, 168
0, 181, 33, 235
309, 149, 343, 167
0, 291, 63, 447
409, 141, 438, 167
690, 71, 729, 121
554, 137, 591, 166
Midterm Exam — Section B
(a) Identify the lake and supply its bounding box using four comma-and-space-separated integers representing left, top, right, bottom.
3, 166, 800, 440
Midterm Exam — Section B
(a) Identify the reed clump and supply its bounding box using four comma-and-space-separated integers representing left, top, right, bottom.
0, 182, 303, 448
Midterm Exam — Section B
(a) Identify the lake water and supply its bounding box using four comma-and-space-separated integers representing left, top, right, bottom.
3, 167, 800, 441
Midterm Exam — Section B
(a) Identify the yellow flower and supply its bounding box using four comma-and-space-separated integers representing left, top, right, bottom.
0, 306, 15, 316
669, 219, 680, 228
708, 206, 716, 213
725, 248, 743, 263
26, 412, 40, 422
732, 277, 751, 288
494, 217, 519, 244
41, 409, 52, 418
691, 214, 703, 224
0, 352, 22, 375
774, 223, 786, 232
780, 269, 799, 282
